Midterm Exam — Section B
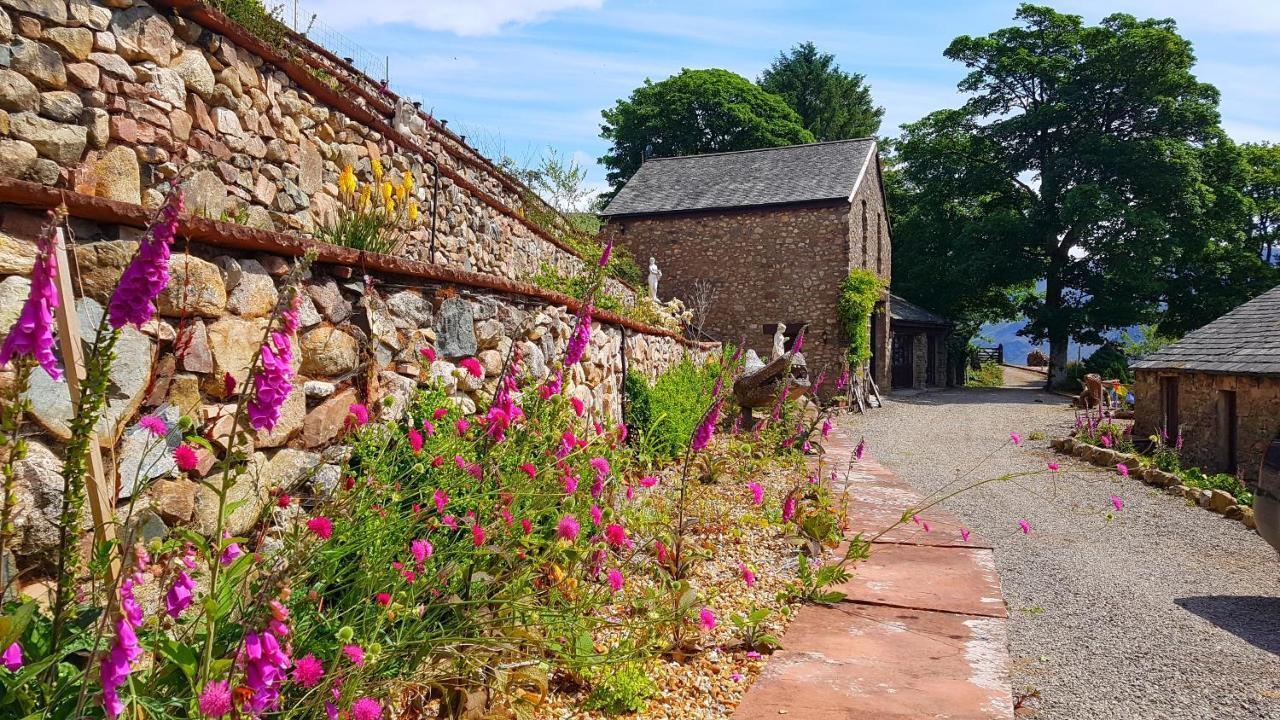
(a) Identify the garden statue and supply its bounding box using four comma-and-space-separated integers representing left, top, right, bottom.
393, 98, 428, 139
647, 257, 662, 300
772, 323, 787, 360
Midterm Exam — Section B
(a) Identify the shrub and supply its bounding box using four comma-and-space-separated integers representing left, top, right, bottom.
210, 0, 289, 47
1180, 468, 1254, 507
584, 663, 659, 715
629, 359, 722, 460
967, 361, 1004, 388
837, 269, 883, 366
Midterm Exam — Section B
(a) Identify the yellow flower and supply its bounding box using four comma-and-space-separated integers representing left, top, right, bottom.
338, 165, 357, 195
408, 200, 419, 221
371, 157, 383, 180
381, 181, 393, 203
385, 197, 396, 215
395, 184, 407, 203
359, 186, 371, 208
401, 171, 414, 193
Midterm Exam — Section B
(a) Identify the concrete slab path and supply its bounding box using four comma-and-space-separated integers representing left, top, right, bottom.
733, 423, 1014, 720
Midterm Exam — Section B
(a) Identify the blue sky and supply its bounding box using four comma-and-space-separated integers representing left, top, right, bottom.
299, 0, 1280, 196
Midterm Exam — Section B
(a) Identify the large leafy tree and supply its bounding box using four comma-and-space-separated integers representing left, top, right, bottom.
894, 4, 1239, 386
758, 42, 884, 142
599, 68, 814, 194
1242, 142, 1280, 266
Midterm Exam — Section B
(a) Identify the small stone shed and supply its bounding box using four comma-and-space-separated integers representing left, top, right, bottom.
598, 139, 893, 391
1132, 285, 1280, 481
888, 294, 953, 390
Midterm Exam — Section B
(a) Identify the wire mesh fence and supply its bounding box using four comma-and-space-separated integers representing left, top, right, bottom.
285, 0, 386, 85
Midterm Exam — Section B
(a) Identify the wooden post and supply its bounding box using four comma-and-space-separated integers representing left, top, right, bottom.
50, 228, 117, 577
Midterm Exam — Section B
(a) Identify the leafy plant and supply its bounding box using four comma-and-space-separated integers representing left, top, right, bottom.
788, 553, 851, 605
729, 607, 782, 652
837, 269, 883, 366
209, 0, 288, 47
583, 663, 658, 715
315, 161, 422, 254
967, 361, 1003, 388
1179, 468, 1254, 507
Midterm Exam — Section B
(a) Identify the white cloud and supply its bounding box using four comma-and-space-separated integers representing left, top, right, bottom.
301, 0, 603, 36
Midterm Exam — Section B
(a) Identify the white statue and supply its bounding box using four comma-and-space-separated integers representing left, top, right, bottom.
393, 99, 427, 139
772, 323, 787, 360
647, 257, 662, 300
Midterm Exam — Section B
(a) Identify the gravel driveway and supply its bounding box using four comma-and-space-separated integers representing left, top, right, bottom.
843, 367, 1280, 719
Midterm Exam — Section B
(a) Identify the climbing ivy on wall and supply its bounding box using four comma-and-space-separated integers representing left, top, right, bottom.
838, 269, 883, 366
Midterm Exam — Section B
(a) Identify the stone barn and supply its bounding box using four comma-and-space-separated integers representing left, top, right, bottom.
1132, 285, 1280, 481
599, 139, 893, 391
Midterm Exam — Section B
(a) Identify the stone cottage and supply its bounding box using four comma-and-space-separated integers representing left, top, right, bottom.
888, 294, 952, 390
1132, 285, 1280, 481
599, 139, 893, 391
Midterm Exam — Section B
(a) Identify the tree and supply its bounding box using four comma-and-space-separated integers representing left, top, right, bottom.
894, 4, 1236, 386
1242, 142, 1280, 266
758, 42, 884, 142
599, 69, 814, 194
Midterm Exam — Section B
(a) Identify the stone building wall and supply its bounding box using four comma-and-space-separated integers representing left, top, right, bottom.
601, 201, 855, 382
1132, 369, 1280, 482
0, 0, 629, 291
600, 152, 895, 391
0, 202, 716, 571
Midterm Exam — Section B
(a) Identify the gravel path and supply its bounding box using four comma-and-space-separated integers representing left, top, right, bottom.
844, 367, 1280, 720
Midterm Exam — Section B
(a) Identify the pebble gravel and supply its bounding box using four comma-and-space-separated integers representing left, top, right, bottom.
845, 368, 1280, 720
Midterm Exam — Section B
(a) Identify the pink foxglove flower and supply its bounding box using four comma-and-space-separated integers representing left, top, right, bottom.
739, 562, 755, 588
836, 369, 849, 390
747, 482, 764, 506
563, 305, 592, 367
165, 570, 195, 618
655, 540, 669, 563
691, 399, 722, 451
792, 328, 805, 353
240, 629, 292, 714
108, 188, 183, 329
2, 642, 21, 672
1017, 519, 1031, 534
607, 568, 625, 591
558, 515, 580, 541
854, 437, 866, 461
197, 680, 233, 718
100, 616, 141, 719
0, 220, 62, 380
821, 417, 832, 439
1101, 434, 1113, 448
248, 331, 295, 431
782, 495, 796, 521
599, 238, 614, 267
732, 671, 744, 682
1110, 495, 1124, 511
220, 535, 242, 566
699, 608, 716, 630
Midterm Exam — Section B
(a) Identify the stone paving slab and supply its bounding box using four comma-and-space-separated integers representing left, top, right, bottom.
733, 602, 1013, 720
837, 464, 994, 549
830, 542, 1008, 618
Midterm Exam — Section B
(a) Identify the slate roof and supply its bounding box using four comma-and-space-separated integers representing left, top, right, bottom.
889, 294, 952, 329
1132, 285, 1280, 375
600, 139, 876, 216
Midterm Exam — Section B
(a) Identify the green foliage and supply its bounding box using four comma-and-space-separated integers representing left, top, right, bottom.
787, 553, 851, 605
837, 269, 882, 365
1080, 342, 1133, 383
600, 68, 814, 194
1179, 468, 1254, 507
967, 361, 1004, 388
729, 606, 782, 652
532, 263, 624, 313
1076, 420, 1135, 453
889, 4, 1274, 382
757, 42, 883, 141
622, 370, 653, 440
584, 663, 659, 715
209, 0, 288, 47
625, 360, 722, 461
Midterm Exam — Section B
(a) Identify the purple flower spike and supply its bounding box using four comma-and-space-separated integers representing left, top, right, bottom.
108, 189, 183, 330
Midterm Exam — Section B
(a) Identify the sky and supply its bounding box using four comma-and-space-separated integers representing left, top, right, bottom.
293, 0, 1280, 197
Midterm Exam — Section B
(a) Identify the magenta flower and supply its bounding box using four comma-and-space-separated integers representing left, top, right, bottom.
922, 521, 931, 533
240, 629, 292, 714
2, 642, 21, 672
347, 402, 370, 427
220, 537, 242, 567
292, 654, 325, 688
1047, 462, 1059, 471
407, 428, 424, 454
138, 414, 168, 437
960, 528, 971, 543
422, 419, 435, 437
352, 697, 383, 720
442, 515, 458, 529
747, 482, 764, 506
434, 489, 448, 513
472, 524, 486, 546
1017, 519, 1031, 534
570, 396, 585, 416
563, 473, 579, 495
520, 462, 537, 478
411, 539, 433, 564
691, 399, 723, 451
699, 608, 716, 630
821, 417, 832, 439
599, 239, 614, 267
1009, 432, 1022, 446
375, 592, 391, 606
590, 504, 603, 525
731, 671, 744, 682
174, 444, 199, 472
782, 495, 796, 522
836, 369, 849, 390
420, 346, 436, 362
248, 331, 295, 431
607, 568, 625, 592
459, 357, 483, 378
558, 515, 581, 541
563, 305, 592, 367
854, 437, 866, 461
1101, 434, 1113, 448
197, 680, 233, 718
792, 328, 805, 353
739, 562, 755, 588
343, 644, 365, 667
108, 188, 183, 329
604, 523, 629, 547
1116, 463, 1129, 478
639, 475, 658, 488
455, 418, 470, 434
100, 616, 141, 719
590, 456, 610, 480
0, 222, 62, 380
165, 571, 195, 619
307, 516, 333, 540
432, 407, 449, 420
1110, 495, 1124, 511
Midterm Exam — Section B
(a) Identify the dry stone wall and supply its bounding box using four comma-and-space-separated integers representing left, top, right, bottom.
0, 0, 620, 289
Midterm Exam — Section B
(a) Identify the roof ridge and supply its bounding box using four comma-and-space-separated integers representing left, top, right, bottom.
643, 137, 876, 162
